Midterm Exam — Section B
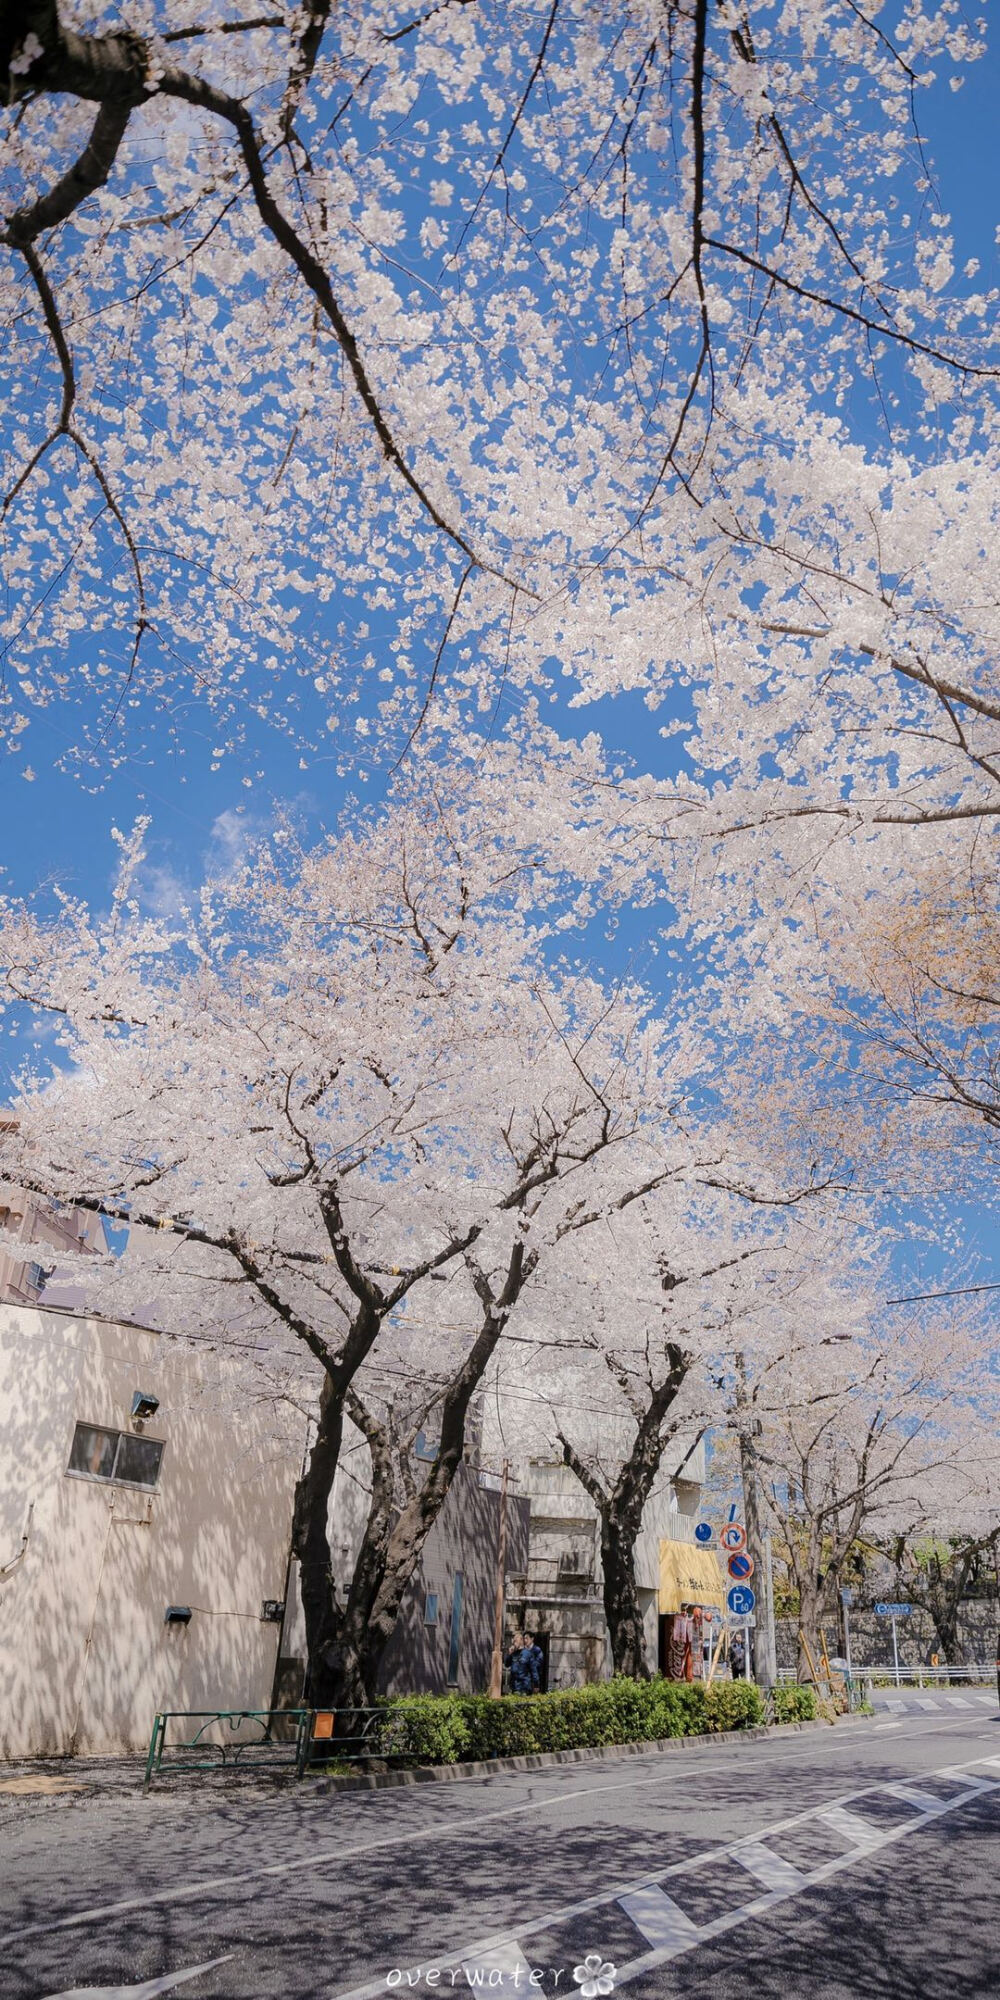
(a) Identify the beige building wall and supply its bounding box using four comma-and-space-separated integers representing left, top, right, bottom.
0, 1304, 305, 1759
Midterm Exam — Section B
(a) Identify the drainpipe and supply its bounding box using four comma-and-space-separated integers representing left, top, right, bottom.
0, 1502, 34, 1600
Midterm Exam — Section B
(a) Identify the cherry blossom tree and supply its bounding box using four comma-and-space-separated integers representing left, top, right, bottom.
1, 3, 993, 774
0, 752, 713, 1701
744, 1309, 987, 1679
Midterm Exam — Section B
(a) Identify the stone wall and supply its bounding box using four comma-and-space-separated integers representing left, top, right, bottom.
775, 1600, 998, 1671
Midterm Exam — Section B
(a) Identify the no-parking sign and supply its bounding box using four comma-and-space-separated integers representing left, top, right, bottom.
727, 1551, 755, 1581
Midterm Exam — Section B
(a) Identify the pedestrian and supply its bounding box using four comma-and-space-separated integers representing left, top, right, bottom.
730, 1631, 746, 1679
506, 1630, 543, 1694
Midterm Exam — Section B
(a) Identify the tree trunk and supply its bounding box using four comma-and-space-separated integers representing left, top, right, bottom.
291, 1371, 349, 1708
601, 1505, 650, 1679
318, 1257, 526, 1705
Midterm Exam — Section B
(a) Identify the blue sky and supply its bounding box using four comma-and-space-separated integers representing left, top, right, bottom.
1, 37, 998, 1299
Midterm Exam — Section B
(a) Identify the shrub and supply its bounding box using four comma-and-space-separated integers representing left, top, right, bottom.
770, 1684, 818, 1724
380, 1693, 470, 1764
372, 1675, 768, 1767
703, 1680, 766, 1731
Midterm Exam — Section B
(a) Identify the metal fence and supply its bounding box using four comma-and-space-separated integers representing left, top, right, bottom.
143, 1705, 424, 1789
143, 1708, 311, 1790
777, 1663, 994, 1688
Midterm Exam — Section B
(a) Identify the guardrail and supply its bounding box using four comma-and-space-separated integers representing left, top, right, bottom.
143, 1705, 425, 1790
143, 1708, 311, 1790
777, 1664, 994, 1688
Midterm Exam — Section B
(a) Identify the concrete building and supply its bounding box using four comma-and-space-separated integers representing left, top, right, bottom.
508, 1438, 713, 1687
0, 1301, 304, 1759
0, 1183, 105, 1308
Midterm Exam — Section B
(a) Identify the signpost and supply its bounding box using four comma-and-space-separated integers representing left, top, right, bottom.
694, 1522, 714, 1545
875, 1602, 912, 1687
727, 1552, 755, 1582
840, 1586, 855, 1679
727, 1584, 756, 1619
721, 1523, 747, 1554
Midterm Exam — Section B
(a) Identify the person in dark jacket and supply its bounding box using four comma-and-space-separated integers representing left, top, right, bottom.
506, 1632, 543, 1694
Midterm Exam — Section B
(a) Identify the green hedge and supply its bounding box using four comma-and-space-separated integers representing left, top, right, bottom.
770, 1684, 818, 1724
371, 1676, 769, 1766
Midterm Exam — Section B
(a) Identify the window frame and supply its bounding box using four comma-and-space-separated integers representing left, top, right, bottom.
66, 1420, 165, 1492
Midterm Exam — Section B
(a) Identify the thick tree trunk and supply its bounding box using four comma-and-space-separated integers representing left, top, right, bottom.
601, 1507, 650, 1679
310, 1251, 527, 1707
291, 1371, 348, 1708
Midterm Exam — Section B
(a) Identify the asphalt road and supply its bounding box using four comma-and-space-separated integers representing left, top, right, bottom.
2, 1697, 998, 2000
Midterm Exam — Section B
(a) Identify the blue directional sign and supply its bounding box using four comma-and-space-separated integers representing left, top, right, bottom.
694, 1522, 714, 1544
727, 1584, 756, 1617
874, 1602, 912, 1617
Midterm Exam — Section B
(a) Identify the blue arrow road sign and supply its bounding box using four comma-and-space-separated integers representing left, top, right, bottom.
694, 1522, 714, 1544
875, 1602, 912, 1617
727, 1584, 756, 1617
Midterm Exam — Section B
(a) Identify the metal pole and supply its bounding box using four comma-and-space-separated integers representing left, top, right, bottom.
735, 1354, 776, 1690
488, 1459, 510, 1699
843, 1600, 853, 1680
891, 1615, 900, 1688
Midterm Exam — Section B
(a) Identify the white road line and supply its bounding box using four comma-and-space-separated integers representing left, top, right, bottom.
730, 1842, 807, 1894
944, 1695, 971, 1708
610, 1771, 1000, 1990
885, 1700, 905, 1713
618, 1887, 699, 1951
885, 1784, 951, 1814
0, 1720, 925, 1951
818, 1806, 887, 1849
322, 1748, 1000, 2000
914, 1696, 940, 1711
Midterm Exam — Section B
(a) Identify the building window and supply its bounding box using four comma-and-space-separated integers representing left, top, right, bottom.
24, 1261, 50, 1293
67, 1422, 164, 1491
423, 1593, 439, 1626
447, 1572, 464, 1685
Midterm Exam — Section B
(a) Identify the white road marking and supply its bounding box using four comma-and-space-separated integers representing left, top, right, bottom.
0, 1720, 918, 1950
731, 1842, 807, 1894
618, 1887, 699, 1951
43, 1960, 232, 2000
610, 1772, 1000, 1990
818, 1806, 886, 1849
323, 1749, 1000, 2000
914, 1697, 940, 1711
885, 1700, 905, 1713
944, 1695, 971, 1708
885, 1784, 951, 1814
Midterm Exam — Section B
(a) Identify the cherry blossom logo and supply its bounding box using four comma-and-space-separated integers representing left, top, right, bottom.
572, 1955, 616, 1998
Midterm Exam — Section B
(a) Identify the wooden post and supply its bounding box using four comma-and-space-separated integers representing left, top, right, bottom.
488, 1458, 510, 1699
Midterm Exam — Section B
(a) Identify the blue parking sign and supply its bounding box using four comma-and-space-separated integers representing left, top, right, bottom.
727, 1584, 756, 1617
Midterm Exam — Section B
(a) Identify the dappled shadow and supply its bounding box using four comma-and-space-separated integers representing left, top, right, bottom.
0, 1304, 303, 1759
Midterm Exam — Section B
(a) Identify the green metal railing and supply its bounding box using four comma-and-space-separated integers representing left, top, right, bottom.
143, 1708, 311, 1790
143, 1705, 418, 1789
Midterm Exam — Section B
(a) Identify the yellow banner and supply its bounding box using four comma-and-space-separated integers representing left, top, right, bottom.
658, 1539, 726, 1614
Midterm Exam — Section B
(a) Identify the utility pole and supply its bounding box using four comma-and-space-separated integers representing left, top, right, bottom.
735, 1355, 777, 1691
489, 1458, 510, 1699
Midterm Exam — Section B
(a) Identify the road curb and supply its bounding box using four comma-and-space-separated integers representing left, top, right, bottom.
305, 1713, 873, 1794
